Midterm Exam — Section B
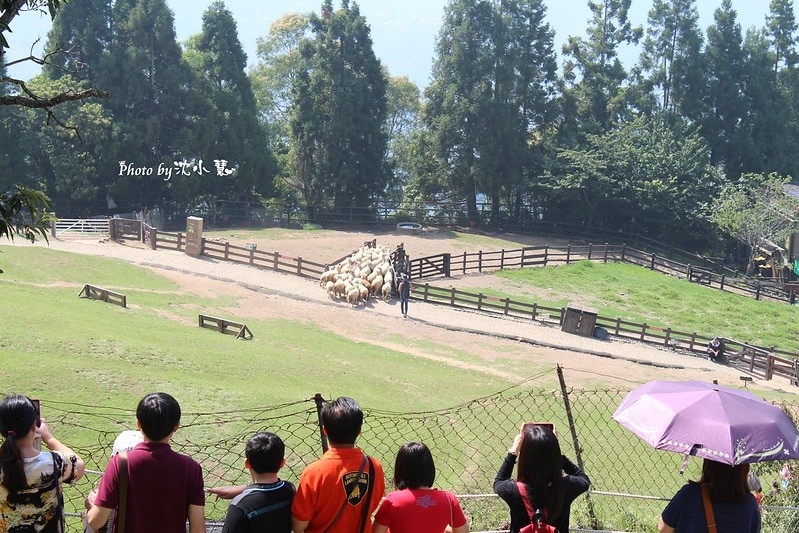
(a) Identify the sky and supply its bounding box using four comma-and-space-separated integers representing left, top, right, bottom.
4, 0, 775, 89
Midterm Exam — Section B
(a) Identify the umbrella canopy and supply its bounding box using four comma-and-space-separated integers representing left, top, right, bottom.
612, 380, 799, 465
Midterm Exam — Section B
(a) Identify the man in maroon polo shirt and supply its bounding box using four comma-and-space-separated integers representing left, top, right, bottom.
86, 392, 206, 533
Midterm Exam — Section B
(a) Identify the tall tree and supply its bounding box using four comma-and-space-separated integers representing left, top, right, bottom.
637, 0, 704, 117
102, 0, 196, 212
701, 0, 746, 177
384, 73, 421, 205
184, 1, 275, 206
251, 12, 311, 149
289, 0, 388, 219
42, 0, 113, 85
561, 0, 642, 136
766, 0, 798, 72
424, 0, 494, 221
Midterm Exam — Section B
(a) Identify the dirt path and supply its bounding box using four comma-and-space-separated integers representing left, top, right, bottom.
9, 233, 794, 393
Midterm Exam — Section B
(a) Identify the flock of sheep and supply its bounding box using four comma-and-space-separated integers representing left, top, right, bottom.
318, 244, 397, 306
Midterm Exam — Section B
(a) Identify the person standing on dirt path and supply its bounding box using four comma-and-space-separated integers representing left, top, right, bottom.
399, 274, 412, 318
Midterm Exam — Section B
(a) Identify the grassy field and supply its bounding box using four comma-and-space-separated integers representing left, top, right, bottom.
1, 240, 797, 531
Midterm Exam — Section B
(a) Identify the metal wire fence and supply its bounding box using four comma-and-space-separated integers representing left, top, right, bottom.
42, 368, 799, 532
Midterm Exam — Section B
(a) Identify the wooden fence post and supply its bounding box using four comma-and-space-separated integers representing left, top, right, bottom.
544, 246, 549, 266
462, 252, 466, 274
500, 249, 505, 270
566, 245, 571, 264
588, 243, 593, 260
531, 303, 538, 321
604, 243, 609, 263
274, 252, 280, 271
621, 243, 626, 262
478, 250, 483, 273
720, 274, 725, 291
641, 323, 648, 341
297, 257, 303, 276
477, 293, 484, 311
443, 253, 451, 277
450, 287, 456, 306
615, 317, 621, 335
650, 253, 656, 270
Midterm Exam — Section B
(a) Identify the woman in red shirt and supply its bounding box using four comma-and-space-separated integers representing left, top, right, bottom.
372, 442, 469, 533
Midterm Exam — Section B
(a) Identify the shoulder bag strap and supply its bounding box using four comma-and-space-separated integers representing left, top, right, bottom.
117, 452, 129, 533
323, 453, 368, 532
358, 457, 375, 533
700, 483, 718, 533
516, 481, 535, 524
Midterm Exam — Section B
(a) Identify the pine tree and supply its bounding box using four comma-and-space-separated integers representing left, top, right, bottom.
289, 0, 388, 220
184, 1, 275, 206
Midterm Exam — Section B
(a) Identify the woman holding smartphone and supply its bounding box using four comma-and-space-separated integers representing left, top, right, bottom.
0, 394, 85, 531
493, 424, 590, 532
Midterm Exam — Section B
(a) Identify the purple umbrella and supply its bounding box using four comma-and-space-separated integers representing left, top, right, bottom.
612, 380, 799, 466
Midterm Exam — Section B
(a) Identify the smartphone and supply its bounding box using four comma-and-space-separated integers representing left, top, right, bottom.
29, 398, 41, 428
523, 422, 554, 433
29, 398, 41, 451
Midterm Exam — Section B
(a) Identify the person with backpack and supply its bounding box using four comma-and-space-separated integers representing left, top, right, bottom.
493, 424, 590, 532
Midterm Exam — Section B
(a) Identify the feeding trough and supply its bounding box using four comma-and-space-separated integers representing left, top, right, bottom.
396, 222, 422, 234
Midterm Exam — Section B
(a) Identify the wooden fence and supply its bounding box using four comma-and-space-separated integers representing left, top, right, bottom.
107, 221, 798, 384
110, 220, 328, 279
414, 284, 799, 385
411, 243, 793, 304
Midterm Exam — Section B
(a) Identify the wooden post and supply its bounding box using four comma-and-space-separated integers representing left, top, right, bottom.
650, 253, 656, 270
274, 252, 279, 271
443, 253, 451, 277
588, 243, 593, 260
566, 245, 571, 264
504, 298, 510, 315
478, 250, 483, 273
297, 257, 303, 276
604, 244, 609, 263
477, 293, 484, 311
450, 287, 455, 306
641, 323, 648, 341
544, 246, 549, 266
621, 243, 626, 262
531, 303, 538, 321
500, 249, 505, 270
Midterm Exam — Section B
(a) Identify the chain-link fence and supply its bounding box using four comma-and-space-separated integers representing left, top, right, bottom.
43, 369, 799, 532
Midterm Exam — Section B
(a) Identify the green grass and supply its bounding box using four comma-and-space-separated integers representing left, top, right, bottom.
478, 260, 799, 355
3, 242, 798, 531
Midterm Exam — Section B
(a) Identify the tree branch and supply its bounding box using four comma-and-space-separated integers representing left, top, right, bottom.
0, 86, 109, 108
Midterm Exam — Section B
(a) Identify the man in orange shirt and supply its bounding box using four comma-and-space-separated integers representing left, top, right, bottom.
291, 396, 385, 533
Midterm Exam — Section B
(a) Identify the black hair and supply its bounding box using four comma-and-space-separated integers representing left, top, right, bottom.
695, 459, 750, 503
321, 396, 363, 445
516, 425, 564, 519
136, 392, 181, 442
393, 441, 435, 490
246, 432, 285, 474
0, 394, 38, 492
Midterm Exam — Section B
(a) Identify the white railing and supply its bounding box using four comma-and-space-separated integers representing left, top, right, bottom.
52, 218, 110, 237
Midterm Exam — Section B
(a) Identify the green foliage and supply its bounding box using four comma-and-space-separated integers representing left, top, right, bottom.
0, 185, 51, 244
183, 1, 276, 202
561, 0, 643, 134
712, 173, 799, 272
552, 115, 720, 250
289, 0, 388, 218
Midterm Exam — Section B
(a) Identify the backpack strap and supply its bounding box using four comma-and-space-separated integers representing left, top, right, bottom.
117, 452, 129, 533
701, 483, 718, 533
516, 482, 550, 527
516, 481, 536, 523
